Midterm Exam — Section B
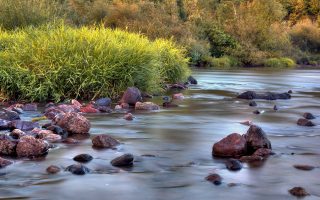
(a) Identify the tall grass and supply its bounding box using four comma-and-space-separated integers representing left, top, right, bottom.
0, 24, 189, 102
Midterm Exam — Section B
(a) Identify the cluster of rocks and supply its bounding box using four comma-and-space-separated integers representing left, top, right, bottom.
297, 112, 316, 126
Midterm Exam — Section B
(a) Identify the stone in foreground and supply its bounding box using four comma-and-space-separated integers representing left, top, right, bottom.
16, 136, 49, 158
225, 158, 243, 171
54, 112, 91, 134
303, 112, 315, 120
212, 133, 247, 157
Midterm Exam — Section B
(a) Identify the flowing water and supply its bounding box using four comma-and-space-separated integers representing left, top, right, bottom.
1, 69, 320, 200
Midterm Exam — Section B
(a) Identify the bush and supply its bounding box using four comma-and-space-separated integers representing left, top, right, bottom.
263, 57, 296, 68
203, 56, 239, 69
0, 24, 189, 102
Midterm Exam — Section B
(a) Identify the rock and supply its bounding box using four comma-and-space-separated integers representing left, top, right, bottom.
297, 118, 315, 127
288, 90, 293, 94
111, 154, 134, 167
53, 112, 91, 134
56, 104, 79, 113
273, 105, 278, 111
240, 120, 253, 126
120, 103, 130, 109
36, 129, 62, 142
71, 99, 82, 109
172, 93, 184, 100
0, 135, 17, 156
44, 107, 66, 120
63, 138, 79, 144
46, 165, 61, 174
252, 148, 273, 157
237, 91, 291, 100
166, 83, 187, 90
0, 119, 10, 130
288, 187, 310, 197
92, 135, 120, 148
205, 174, 222, 185
0, 109, 20, 121
66, 164, 90, 175
245, 125, 271, 154
16, 136, 49, 158
212, 133, 247, 157
120, 87, 142, 105
10, 129, 26, 139
95, 106, 112, 113
142, 93, 153, 98
162, 96, 171, 102
94, 98, 111, 107
114, 105, 122, 110
226, 158, 243, 171
187, 76, 197, 85
239, 155, 263, 162
46, 125, 68, 138
249, 101, 257, 107
73, 154, 93, 163
253, 110, 260, 114
135, 102, 160, 110
9, 120, 40, 131
303, 112, 315, 120
80, 104, 100, 113
163, 102, 178, 108
123, 113, 134, 121
293, 165, 315, 171
22, 103, 37, 111
12, 107, 23, 114
0, 157, 13, 168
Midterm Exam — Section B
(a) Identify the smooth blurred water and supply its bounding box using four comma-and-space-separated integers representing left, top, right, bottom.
1, 69, 320, 200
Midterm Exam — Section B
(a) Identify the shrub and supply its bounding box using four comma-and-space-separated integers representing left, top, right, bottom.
203, 56, 239, 69
0, 24, 189, 102
263, 57, 296, 68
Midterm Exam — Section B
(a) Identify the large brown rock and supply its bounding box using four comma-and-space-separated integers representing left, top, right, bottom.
297, 118, 315, 126
120, 87, 142, 105
92, 134, 119, 148
135, 102, 160, 110
0, 157, 13, 168
53, 112, 90, 134
16, 136, 49, 158
212, 133, 247, 157
245, 125, 271, 154
0, 135, 17, 156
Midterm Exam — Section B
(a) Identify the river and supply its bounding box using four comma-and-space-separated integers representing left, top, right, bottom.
1, 69, 320, 200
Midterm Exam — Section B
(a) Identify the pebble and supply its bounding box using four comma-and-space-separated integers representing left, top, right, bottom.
226, 158, 243, 171
73, 154, 93, 163
288, 187, 310, 197
205, 174, 222, 185
66, 164, 90, 175
46, 165, 61, 174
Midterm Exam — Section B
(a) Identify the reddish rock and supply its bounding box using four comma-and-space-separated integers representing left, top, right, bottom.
53, 112, 91, 134
123, 113, 134, 121
35, 129, 62, 142
293, 165, 315, 171
239, 155, 263, 162
56, 104, 79, 113
120, 103, 130, 109
46, 165, 61, 174
135, 102, 160, 110
9, 120, 39, 131
16, 136, 49, 158
303, 112, 315, 120
22, 103, 37, 111
253, 148, 273, 157
71, 99, 82, 109
297, 118, 315, 126
212, 133, 247, 157
80, 104, 100, 113
0, 135, 17, 156
120, 87, 142, 105
245, 125, 271, 154
288, 187, 310, 197
44, 107, 66, 120
0, 157, 13, 168
205, 174, 222, 185
172, 93, 184, 100
10, 129, 26, 139
111, 154, 134, 167
92, 134, 119, 148
63, 138, 79, 144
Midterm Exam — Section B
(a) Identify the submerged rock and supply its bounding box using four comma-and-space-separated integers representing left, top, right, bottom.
123, 113, 134, 121
0, 119, 10, 130
46, 165, 61, 174
0, 135, 17, 156
120, 87, 142, 105
237, 91, 291, 100
92, 135, 119, 148
212, 133, 247, 157
249, 101, 257, 107
297, 118, 315, 127
94, 98, 111, 107
239, 155, 263, 163
187, 76, 197, 85
288, 187, 310, 197
303, 112, 315, 120
66, 164, 90, 175
0, 157, 13, 168
16, 136, 49, 158
53, 112, 91, 134
252, 148, 273, 157
9, 120, 39, 131
111, 154, 134, 167
253, 110, 261, 114
73, 154, 93, 163
226, 158, 242, 171
163, 102, 178, 108
205, 174, 222, 185
22, 103, 37, 111
135, 102, 160, 110
0, 109, 20, 121
293, 164, 315, 171
10, 129, 26, 139
273, 105, 278, 111
245, 125, 271, 154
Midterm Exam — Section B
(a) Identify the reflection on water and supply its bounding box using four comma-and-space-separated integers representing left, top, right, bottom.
1, 69, 320, 200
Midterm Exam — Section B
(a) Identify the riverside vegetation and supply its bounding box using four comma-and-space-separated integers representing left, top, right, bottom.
0, 0, 320, 101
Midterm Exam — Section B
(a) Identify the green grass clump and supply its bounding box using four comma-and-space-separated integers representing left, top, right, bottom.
0, 24, 189, 102
263, 57, 296, 68
203, 56, 239, 69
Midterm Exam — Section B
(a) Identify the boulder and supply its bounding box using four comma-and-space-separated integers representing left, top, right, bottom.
205, 174, 222, 185
120, 87, 142, 105
94, 98, 111, 107
212, 133, 247, 157
66, 164, 90, 175
22, 103, 37, 111
303, 112, 315, 120
111, 154, 134, 167
0, 135, 17, 156
237, 91, 291, 100
297, 118, 315, 126
0, 157, 13, 168
16, 136, 49, 158
9, 120, 40, 131
46, 165, 61, 174
245, 125, 271, 154
135, 102, 160, 110
73, 154, 93, 163
288, 187, 310, 197
92, 134, 119, 148
53, 112, 91, 134
225, 158, 243, 171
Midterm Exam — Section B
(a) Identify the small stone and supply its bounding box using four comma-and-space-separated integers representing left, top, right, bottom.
66, 164, 90, 175
80, 104, 100, 113
37, 130, 62, 143
114, 105, 122, 110
135, 102, 160, 110
288, 187, 310, 197
249, 101, 257, 107
92, 135, 120, 148
172, 93, 184, 100
22, 103, 37, 111
12, 107, 23, 114
240, 120, 252, 126
205, 174, 222, 185
73, 154, 93, 163
226, 158, 242, 171
163, 102, 178, 108
297, 118, 315, 126
120, 103, 130, 109
94, 98, 111, 107
293, 165, 315, 171
239, 155, 263, 162
253, 110, 260, 114
0, 119, 10, 130
253, 148, 274, 157
288, 90, 293, 94
46, 165, 61, 174
273, 105, 278, 111
111, 154, 134, 167
71, 99, 82, 109
63, 138, 79, 144
123, 113, 134, 121
0, 157, 13, 168
46, 125, 68, 138
187, 76, 197, 85
227, 183, 238, 187
303, 112, 315, 120
120, 87, 142, 105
